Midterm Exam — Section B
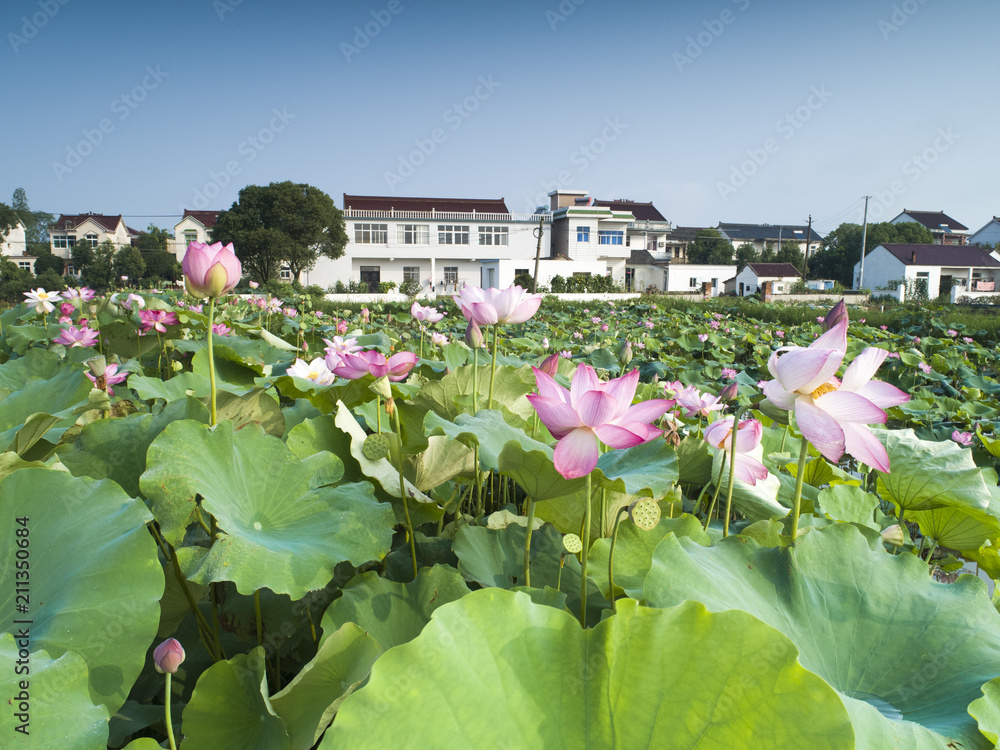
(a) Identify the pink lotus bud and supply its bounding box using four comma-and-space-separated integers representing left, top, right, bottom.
719, 381, 739, 402
337, 319, 348, 334
465, 320, 484, 348
539, 353, 560, 377
182, 241, 242, 298
823, 299, 848, 332
60, 302, 75, 316
153, 638, 185, 674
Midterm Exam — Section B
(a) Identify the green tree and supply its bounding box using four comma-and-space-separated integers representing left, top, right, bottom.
688, 228, 734, 264
113, 245, 146, 285
734, 242, 757, 269
142, 251, 181, 283
81, 240, 116, 289
33, 252, 66, 276
211, 181, 348, 283
71, 242, 96, 274
11, 187, 54, 254
809, 222, 934, 287
134, 223, 170, 251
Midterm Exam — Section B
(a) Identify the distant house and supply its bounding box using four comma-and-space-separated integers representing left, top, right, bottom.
718, 223, 823, 258
49, 213, 140, 274
889, 209, 968, 245
1, 220, 34, 273
662, 226, 705, 263
969, 217, 1000, 249
854, 243, 1000, 299
729, 262, 802, 297
169, 209, 221, 262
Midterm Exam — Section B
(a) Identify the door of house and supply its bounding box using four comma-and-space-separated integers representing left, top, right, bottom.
939, 275, 952, 299
625, 268, 634, 292
360, 266, 380, 293
486, 268, 496, 288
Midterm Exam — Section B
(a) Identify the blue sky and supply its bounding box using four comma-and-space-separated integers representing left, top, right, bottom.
2, 0, 996, 237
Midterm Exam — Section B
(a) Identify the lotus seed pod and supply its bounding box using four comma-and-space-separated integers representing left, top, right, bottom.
368, 374, 392, 400
563, 533, 583, 554
629, 497, 661, 531
362, 433, 391, 461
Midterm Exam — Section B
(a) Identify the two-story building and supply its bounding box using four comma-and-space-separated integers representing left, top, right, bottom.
169, 210, 221, 262
968, 216, 1000, 250
889, 210, 968, 245
1, 220, 33, 273
48, 213, 139, 273
717, 222, 823, 258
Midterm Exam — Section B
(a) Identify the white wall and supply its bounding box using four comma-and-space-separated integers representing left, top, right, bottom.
854, 246, 907, 291
970, 221, 1000, 249
664, 264, 735, 296
0, 222, 27, 257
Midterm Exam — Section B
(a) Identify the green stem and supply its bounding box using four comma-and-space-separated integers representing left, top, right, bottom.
579, 472, 593, 627
895, 508, 905, 556
164, 672, 177, 750
419, 327, 424, 360
254, 589, 264, 647
207, 296, 218, 426
703, 459, 725, 533
376, 396, 381, 433
779, 424, 789, 452
472, 346, 479, 414
608, 509, 629, 614
925, 538, 939, 573
722, 408, 746, 538
523, 498, 536, 587
393, 405, 418, 580
790, 437, 810, 543
487, 324, 500, 410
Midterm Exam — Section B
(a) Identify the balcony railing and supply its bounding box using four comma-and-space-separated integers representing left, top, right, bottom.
344, 209, 550, 223
627, 220, 673, 233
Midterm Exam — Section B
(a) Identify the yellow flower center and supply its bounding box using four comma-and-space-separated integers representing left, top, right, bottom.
307, 371, 320, 380
811, 382, 838, 399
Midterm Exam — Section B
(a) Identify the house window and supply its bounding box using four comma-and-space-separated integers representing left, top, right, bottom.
17, 261, 31, 271
437, 225, 469, 245
711, 278, 718, 288
577, 227, 590, 242
689, 277, 698, 288
279, 265, 292, 281
85, 233, 99, 247
403, 266, 420, 282
515, 268, 530, 277
572, 272, 591, 278
53, 234, 77, 249
184, 230, 198, 245
478, 226, 508, 245
355, 223, 388, 244
443, 266, 458, 285
598, 230, 624, 245
66, 263, 75, 276
916, 272, 930, 279
397, 224, 429, 245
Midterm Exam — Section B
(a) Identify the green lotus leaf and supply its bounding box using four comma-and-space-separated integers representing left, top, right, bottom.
710, 449, 788, 522
969, 677, 1000, 745
911, 504, 1000, 552
405, 435, 476, 492
595, 438, 678, 498
0, 451, 46, 481
121, 739, 164, 750
213, 388, 285, 437
411, 364, 535, 422
675, 434, 713, 484
818, 484, 880, 529
0, 635, 109, 749
181, 647, 290, 750
424, 409, 551, 472
0, 347, 63, 389
0, 469, 162, 715
319, 565, 471, 651
321, 592, 853, 749
270, 624, 382, 750
498, 442, 585, 501
644, 523, 1000, 748
876, 428, 991, 511
129, 371, 249, 402
140, 420, 395, 597
0, 364, 92, 448
193, 343, 264, 387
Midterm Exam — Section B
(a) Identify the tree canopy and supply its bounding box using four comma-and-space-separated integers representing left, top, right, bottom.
809, 222, 934, 288
11, 187, 54, 254
687, 228, 734, 265
211, 182, 348, 283
134, 223, 171, 252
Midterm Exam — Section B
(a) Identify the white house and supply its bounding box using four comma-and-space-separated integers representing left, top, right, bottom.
1, 220, 34, 272
854, 243, 1000, 299
969, 217, 1000, 249
169, 210, 221, 262
49, 213, 139, 273
662, 263, 736, 296
889, 209, 968, 245
718, 223, 823, 258
729, 262, 802, 296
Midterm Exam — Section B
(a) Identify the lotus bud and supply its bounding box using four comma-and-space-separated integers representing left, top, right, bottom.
618, 339, 633, 368
881, 524, 904, 547
153, 638, 185, 674
465, 320, 484, 349
337, 319, 348, 335
538, 353, 560, 377
719, 381, 739, 402
823, 298, 848, 332
361, 307, 370, 323
757, 397, 790, 425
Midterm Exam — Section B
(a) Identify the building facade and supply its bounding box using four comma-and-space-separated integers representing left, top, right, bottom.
1, 221, 33, 272
48, 213, 139, 273
889, 210, 968, 245
169, 210, 221, 262
854, 244, 1000, 298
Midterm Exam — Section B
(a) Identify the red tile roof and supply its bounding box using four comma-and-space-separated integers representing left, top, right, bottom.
593, 199, 666, 222
898, 210, 968, 231
879, 243, 1000, 267
52, 213, 125, 233
343, 194, 509, 214
182, 209, 221, 229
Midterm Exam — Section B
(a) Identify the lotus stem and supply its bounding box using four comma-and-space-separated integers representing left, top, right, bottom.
419, 326, 424, 360
722, 406, 747, 538
254, 589, 264, 647
392, 404, 418, 580
790, 438, 810, 543
487, 323, 500, 410
580, 472, 593, 627
164, 672, 177, 750
925, 539, 939, 573
207, 296, 218, 426
523, 498, 536, 587
608, 508, 629, 614
895, 508, 905, 556
703, 455, 726, 533
472, 346, 479, 414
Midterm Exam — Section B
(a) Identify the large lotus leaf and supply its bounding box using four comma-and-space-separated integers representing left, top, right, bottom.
969, 678, 1000, 745
911, 505, 1000, 552
498, 442, 585, 501
57, 396, 209, 497
320, 565, 470, 651
0, 364, 92, 447
213, 388, 285, 437
405, 435, 476, 492
710, 449, 787, 522
595, 438, 678, 498
588, 514, 711, 600
424, 409, 551, 471
321, 592, 854, 749
0, 451, 46, 481
0, 347, 63, 389
818, 484, 880, 529
270, 624, 382, 750
876, 428, 991, 511
644, 523, 1000, 748
140, 420, 395, 597
675, 434, 713, 484
181, 647, 290, 750
129, 371, 250, 401
0, 469, 162, 715
193, 343, 264, 387
411, 364, 535, 421
0, 635, 109, 749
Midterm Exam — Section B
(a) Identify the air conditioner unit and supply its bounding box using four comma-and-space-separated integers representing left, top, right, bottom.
658, 241, 665, 247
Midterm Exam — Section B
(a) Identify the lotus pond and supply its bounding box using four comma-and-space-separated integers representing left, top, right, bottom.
5, 285, 1000, 749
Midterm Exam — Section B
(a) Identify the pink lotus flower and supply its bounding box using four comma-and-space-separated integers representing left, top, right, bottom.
86, 363, 129, 395
153, 638, 185, 675
698, 334, 709, 343
951, 430, 974, 447
762, 319, 909, 472
182, 241, 242, 298
675, 385, 723, 418
361, 308, 370, 323
287, 357, 336, 385
121, 293, 145, 311
283, 308, 298, 318
63, 287, 93, 301
704, 417, 769, 485
336, 319, 348, 335
53, 325, 99, 348
721, 367, 737, 380
212, 323, 231, 336
947, 329, 958, 337
430, 332, 448, 346
189, 304, 204, 314
600, 324, 609, 332
248, 280, 259, 289
455, 284, 542, 326
918, 361, 932, 374
323, 335, 361, 356
466, 321, 485, 349
527, 364, 673, 479
411, 302, 445, 323
709, 320, 720, 329
60, 302, 75, 317
538, 353, 561, 377
24, 288, 62, 313
333, 349, 418, 382
138, 309, 178, 334
58, 315, 73, 324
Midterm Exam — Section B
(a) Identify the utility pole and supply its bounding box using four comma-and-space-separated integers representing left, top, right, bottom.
531, 214, 545, 293
802, 215, 812, 281
858, 196, 870, 290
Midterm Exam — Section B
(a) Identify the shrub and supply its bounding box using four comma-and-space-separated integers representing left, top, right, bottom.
550, 275, 566, 293
400, 279, 422, 297
378, 281, 398, 293
513, 273, 534, 290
